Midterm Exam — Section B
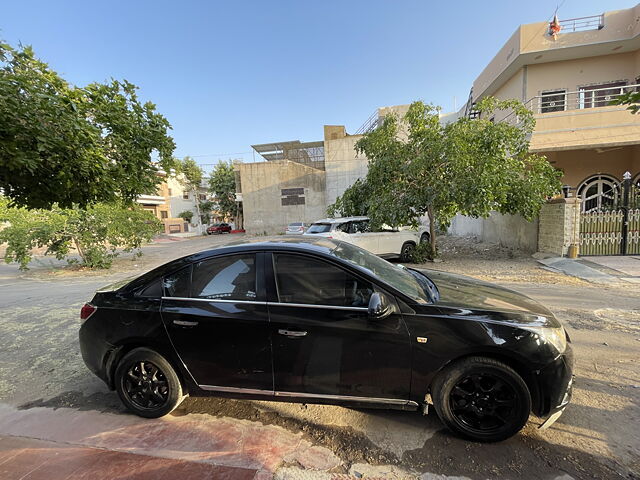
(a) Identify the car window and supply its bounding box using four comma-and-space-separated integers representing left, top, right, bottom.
335, 222, 351, 233
191, 254, 257, 300
163, 266, 191, 297
351, 220, 370, 233
273, 254, 373, 307
306, 223, 332, 234
289, 222, 302, 227
138, 278, 162, 297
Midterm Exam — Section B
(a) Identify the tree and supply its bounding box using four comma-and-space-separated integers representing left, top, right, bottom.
175, 156, 204, 233
0, 41, 175, 209
330, 98, 562, 257
199, 200, 214, 224
612, 91, 640, 114
177, 210, 194, 223
0, 198, 162, 270
209, 161, 238, 222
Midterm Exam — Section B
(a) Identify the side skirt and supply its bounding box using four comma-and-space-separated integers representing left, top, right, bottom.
198, 385, 419, 411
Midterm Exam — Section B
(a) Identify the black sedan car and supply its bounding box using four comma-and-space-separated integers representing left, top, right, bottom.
79, 237, 573, 442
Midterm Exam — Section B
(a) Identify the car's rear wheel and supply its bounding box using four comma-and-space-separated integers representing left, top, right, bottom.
115, 348, 183, 418
431, 356, 531, 442
400, 242, 416, 262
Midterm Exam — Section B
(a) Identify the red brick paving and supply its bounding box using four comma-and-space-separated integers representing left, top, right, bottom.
0, 435, 258, 480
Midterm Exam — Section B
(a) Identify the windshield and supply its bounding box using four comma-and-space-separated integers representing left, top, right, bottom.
307, 223, 332, 234
329, 241, 430, 304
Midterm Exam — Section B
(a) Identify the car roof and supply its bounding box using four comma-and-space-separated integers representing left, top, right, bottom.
311, 216, 369, 224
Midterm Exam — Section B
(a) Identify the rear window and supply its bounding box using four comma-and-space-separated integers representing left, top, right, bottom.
307, 223, 332, 234
289, 222, 303, 227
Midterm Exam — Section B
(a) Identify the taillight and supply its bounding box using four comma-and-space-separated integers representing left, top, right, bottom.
80, 303, 97, 321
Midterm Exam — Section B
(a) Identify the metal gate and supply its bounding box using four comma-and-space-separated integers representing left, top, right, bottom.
580, 172, 639, 256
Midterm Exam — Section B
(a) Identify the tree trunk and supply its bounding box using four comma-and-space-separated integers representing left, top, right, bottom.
73, 237, 86, 264
427, 206, 437, 258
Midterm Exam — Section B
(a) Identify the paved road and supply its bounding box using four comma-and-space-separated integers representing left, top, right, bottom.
0, 236, 638, 479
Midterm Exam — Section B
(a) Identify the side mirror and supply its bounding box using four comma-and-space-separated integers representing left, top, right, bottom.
368, 292, 394, 320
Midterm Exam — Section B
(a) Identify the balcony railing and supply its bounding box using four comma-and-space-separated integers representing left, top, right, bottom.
556, 14, 604, 33
499, 83, 639, 125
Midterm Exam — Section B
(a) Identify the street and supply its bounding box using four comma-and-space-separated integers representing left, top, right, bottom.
0, 235, 639, 479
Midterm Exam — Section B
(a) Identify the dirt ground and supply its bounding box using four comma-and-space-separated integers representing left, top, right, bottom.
1, 234, 639, 479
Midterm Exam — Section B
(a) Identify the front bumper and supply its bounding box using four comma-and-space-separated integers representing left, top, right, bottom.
535, 343, 574, 420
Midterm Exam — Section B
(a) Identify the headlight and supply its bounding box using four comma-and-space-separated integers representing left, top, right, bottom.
524, 325, 567, 354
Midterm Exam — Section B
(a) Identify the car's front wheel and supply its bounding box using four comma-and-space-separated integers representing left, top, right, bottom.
431, 356, 531, 442
115, 347, 184, 418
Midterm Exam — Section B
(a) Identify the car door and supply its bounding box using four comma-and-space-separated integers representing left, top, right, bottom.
160, 252, 273, 392
349, 220, 381, 254
266, 252, 412, 402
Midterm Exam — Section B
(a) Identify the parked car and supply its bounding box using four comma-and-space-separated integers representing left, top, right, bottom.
207, 222, 232, 235
79, 237, 573, 442
285, 222, 307, 234
304, 216, 427, 261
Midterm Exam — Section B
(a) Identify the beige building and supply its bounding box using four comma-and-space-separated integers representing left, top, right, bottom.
466, 4, 640, 210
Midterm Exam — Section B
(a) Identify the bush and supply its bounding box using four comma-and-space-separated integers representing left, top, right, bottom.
410, 242, 437, 263
0, 199, 162, 270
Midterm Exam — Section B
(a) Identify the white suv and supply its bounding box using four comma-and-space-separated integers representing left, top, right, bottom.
304, 216, 426, 261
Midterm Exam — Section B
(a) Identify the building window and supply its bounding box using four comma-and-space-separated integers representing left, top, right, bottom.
579, 81, 627, 109
183, 191, 189, 200
281, 187, 305, 206
577, 174, 619, 212
540, 90, 566, 113
199, 193, 207, 201
161, 211, 168, 219
168, 188, 172, 196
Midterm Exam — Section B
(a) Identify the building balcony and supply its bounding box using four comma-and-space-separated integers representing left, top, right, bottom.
499, 83, 640, 152
136, 195, 166, 206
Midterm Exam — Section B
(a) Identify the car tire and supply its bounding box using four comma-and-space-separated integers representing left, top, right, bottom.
420, 232, 430, 244
115, 347, 184, 418
431, 356, 531, 442
400, 242, 416, 262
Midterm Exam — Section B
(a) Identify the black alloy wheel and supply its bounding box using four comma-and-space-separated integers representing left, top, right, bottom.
115, 348, 184, 418
431, 356, 531, 442
124, 361, 168, 409
449, 373, 517, 432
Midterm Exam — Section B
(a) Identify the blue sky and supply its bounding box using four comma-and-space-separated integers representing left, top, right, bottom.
2, 0, 630, 170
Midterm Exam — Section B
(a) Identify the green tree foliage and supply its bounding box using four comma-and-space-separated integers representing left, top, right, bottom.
0, 42, 175, 209
612, 91, 640, 114
0, 199, 162, 270
209, 161, 237, 221
330, 98, 562, 256
177, 210, 194, 223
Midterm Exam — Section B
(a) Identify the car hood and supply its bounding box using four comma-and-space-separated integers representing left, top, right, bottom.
419, 269, 558, 325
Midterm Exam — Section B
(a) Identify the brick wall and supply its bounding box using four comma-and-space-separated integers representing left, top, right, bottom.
538, 198, 581, 256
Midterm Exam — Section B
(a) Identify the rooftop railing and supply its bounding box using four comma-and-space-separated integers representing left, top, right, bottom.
355, 110, 381, 135
556, 14, 604, 33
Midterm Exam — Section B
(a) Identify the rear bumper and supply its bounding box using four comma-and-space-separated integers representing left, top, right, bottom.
535, 344, 574, 418
79, 317, 114, 388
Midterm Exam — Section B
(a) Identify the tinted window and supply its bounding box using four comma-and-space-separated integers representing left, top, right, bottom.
138, 278, 162, 297
335, 222, 351, 233
191, 255, 257, 300
163, 266, 191, 297
351, 220, 370, 233
306, 223, 332, 234
274, 254, 372, 307
289, 222, 302, 226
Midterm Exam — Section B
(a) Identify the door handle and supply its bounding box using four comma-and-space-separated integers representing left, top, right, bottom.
173, 319, 199, 327
278, 329, 307, 337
